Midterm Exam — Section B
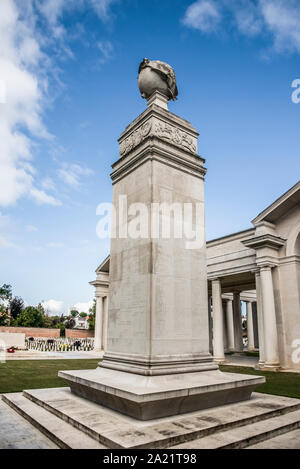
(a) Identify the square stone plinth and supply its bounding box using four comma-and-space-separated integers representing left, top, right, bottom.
58, 367, 265, 420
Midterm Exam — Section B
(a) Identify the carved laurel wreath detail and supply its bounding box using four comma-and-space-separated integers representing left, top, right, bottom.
119, 120, 196, 157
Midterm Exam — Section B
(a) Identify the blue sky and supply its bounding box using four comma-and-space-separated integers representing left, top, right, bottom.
0, 0, 299, 314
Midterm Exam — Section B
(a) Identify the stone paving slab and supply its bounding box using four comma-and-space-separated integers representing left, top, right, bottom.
0, 398, 58, 449
20, 387, 300, 449
171, 409, 300, 449
2, 393, 107, 449
4, 350, 103, 360
248, 428, 300, 449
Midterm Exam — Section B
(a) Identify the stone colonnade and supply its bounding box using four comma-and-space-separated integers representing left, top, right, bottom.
210, 265, 280, 370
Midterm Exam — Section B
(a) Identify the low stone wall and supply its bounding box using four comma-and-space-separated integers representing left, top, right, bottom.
0, 332, 26, 349
65, 329, 94, 339
0, 326, 60, 338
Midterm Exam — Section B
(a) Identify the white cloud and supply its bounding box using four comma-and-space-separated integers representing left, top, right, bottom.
0, 0, 59, 208
38, 0, 118, 29
0, 0, 118, 210
182, 0, 221, 33
26, 224, 38, 232
259, 0, 300, 54
0, 235, 15, 248
30, 188, 61, 206
229, 0, 263, 36
89, 0, 118, 22
98, 40, 114, 63
58, 163, 93, 188
182, 0, 300, 55
71, 300, 93, 314
42, 298, 64, 315
41, 177, 56, 191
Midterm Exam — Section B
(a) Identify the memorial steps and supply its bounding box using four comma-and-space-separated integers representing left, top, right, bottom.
2, 388, 300, 449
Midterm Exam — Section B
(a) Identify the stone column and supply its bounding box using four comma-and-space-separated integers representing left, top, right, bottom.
208, 296, 213, 354
251, 302, 259, 349
212, 279, 225, 363
102, 296, 109, 352
255, 270, 265, 367
222, 301, 228, 353
94, 295, 103, 352
260, 265, 280, 370
226, 299, 235, 351
232, 292, 243, 352
246, 301, 255, 351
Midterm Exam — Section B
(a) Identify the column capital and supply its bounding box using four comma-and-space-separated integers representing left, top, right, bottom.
211, 277, 221, 283
258, 262, 276, 271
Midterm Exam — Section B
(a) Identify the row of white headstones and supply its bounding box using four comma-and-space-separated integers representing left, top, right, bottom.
26, 337, 95, 352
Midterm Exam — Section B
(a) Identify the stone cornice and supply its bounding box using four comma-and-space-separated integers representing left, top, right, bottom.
111, 140, 206, 184
119, 104, 198, 141
242, 234, 286, 251
89, 279, 109, 289
252, 180, 300, 225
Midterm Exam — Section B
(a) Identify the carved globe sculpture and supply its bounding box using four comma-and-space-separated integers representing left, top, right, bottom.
138, 58, 178, 101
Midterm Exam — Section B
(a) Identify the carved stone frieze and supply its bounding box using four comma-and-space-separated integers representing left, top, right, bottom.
119, 118, 197, 157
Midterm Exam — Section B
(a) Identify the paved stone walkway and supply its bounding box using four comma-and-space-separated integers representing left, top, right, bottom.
4, 350, 103, 360
225, 354, 258, 368
0, 398, 57, 449
248, 429, 300, 449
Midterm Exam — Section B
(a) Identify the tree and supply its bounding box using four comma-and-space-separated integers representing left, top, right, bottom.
70, 310, 79, 318
88, 299, 96, 330
79, 312, 87, 318
36, 303, 45, 315
0, 284, 12, 302
0, 284, 12, 326
9, 297, 24, 320
43, 314, 53, 329
0, 304, 10, 326
50, 315, 61, 327
65, 317, 76, 329
17, 306, 45, 328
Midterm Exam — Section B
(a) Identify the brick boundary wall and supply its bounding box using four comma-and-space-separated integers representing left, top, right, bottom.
65, 329, 94, 339
0, 326, 60, 338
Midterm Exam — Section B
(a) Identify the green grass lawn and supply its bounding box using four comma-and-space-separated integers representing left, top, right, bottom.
0, 360, 300, 400
0, 359, 99, 394
220, 365, 300, 400
244, 351, 260, 358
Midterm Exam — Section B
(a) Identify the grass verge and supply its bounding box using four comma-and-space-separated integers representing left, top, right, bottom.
0, 359, 99, 394
220, 365, 300, 400
1, 360, 299, 401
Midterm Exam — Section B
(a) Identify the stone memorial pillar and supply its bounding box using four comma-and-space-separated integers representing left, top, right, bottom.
60, 59, 264, 420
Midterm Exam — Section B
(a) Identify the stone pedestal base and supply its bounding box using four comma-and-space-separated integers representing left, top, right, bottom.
59, 368, 265, 420
258, 363, 281, 372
